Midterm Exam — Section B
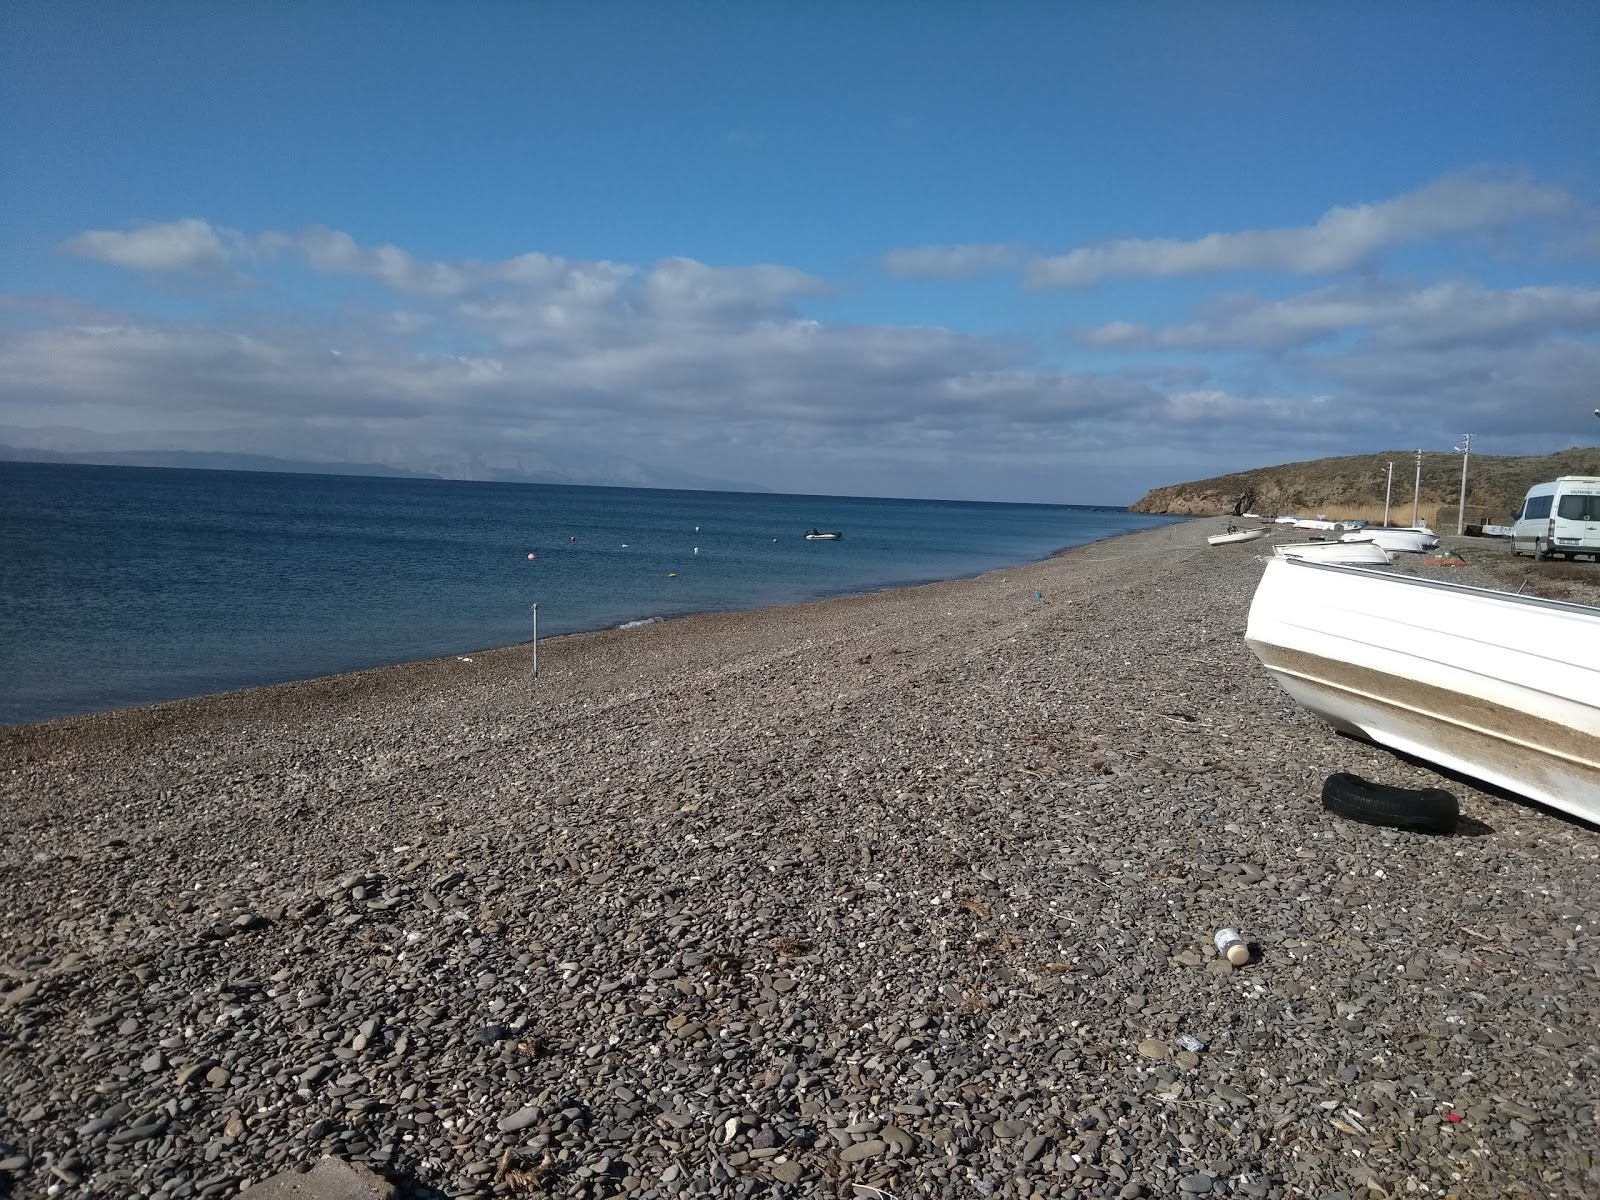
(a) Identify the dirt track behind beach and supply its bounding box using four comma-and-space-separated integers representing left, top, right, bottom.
3, 517, 1597, 1200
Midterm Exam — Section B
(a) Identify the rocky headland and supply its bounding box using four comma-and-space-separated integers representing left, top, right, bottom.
1130, 446, 1600, 525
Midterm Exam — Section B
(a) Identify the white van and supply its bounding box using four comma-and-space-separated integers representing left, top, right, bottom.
1512, 476, 1600, 560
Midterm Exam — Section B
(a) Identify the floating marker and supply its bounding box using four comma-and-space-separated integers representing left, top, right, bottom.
693, 547, 699, 554
527, 553, 536, 560
667, 572, 677, 578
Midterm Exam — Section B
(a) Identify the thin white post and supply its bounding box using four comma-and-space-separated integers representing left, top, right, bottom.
1383, 462, 1393, 528
531, 602, 539, 679
1454, 434, 1472, 536
1411, 449, 1423, 529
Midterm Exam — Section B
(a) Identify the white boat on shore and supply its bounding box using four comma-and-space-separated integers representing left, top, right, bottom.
1208, 528, 1267, 546
1273, 541, 1392, 566
1340, 528, 1439, 553
1245, 557, 1600, 825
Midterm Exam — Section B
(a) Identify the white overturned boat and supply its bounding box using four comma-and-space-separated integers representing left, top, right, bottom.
1208, 528, 1267, 546
1246, 557, 1600, 824
1274, 541, 1392, 566
1340, 528, 1439, 553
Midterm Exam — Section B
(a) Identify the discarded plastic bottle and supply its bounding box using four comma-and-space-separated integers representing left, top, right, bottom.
1214, 928, 1250, 966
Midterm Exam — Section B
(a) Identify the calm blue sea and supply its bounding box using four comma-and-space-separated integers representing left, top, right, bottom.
0, 462, 1177, 725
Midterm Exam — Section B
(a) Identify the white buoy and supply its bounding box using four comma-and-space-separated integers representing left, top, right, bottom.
694, 547, 699, 554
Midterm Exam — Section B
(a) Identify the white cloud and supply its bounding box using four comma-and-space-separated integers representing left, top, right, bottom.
1028, 172, 1571, 287
1080, 281, 1600, 350
18, 211, 1600, 500
60, 218, 239, 275
882, 243, 1019, 279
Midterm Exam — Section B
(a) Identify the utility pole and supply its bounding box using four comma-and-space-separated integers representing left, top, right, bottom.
1383, 461, 1394, 529
1454, 434, 1472, 536
1411, 449, 1423, 529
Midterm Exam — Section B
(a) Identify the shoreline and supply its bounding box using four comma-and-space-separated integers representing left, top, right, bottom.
1, 517, 1183, 736
3, 514, 1595, 1199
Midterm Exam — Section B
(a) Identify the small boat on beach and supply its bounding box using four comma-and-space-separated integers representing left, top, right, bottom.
1208, 527, 1267, 546
1273, 541, 1392, 566
803, 529, 842, 540
1245, 556, 1600, 824
1340, 528, 1439, 553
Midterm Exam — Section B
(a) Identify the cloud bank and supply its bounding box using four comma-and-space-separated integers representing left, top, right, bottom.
10, 179, 1600, 501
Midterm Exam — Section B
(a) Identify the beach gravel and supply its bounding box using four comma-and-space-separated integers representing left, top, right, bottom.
2, 518, 1598, 1199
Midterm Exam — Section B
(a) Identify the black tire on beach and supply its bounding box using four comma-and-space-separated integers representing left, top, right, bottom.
1321, 772, 1460, 835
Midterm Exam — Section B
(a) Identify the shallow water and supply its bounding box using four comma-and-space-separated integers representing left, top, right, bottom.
0, 462, 1178, 724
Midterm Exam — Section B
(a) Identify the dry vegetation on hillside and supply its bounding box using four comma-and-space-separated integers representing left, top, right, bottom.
1130, 446, 1600, 524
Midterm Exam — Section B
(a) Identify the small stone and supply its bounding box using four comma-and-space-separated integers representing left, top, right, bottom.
476, 1025, 511, 1044
1137, 1039, 1170, 1060
770, 1161, 803, 1185
1022, 1134, 1049, 1162
225, 1111, 248, 1138
117, 1016, 139, 1036
1118, 1186, 1146, 1200
177, 1059, 220, 1088
232, 913, 268, 931
1, 980, 42, 1008
498, 1104, 542, 1133
1206, 959, 1234, 976
0, 1155, 28, 1171
108, 1121, 165, 1146
205, 1065, 231, 1087
1179, 1173, 1214, 1194
881, 1124, 913, 1154
142, 1050, 165, 1072
991, 1121, 1024, 1138
839, 1139, 887, 1162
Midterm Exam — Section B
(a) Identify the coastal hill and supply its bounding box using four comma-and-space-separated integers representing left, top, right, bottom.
1129, 446, 1600, 526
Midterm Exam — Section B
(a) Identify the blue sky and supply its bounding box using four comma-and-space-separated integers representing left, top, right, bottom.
2, 2, 1597, 502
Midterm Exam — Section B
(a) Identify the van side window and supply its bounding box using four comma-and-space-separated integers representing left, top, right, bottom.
1523, 495, 1553, 521
1557, 494, 1598, 521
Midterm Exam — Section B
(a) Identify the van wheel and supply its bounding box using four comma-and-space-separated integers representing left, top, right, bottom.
1322, 773, 1460, 835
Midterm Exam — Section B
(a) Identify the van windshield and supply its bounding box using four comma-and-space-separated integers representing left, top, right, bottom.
1557, 494, 1600, 521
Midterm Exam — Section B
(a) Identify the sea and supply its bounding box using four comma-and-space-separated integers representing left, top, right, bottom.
0, 462, 1179, 725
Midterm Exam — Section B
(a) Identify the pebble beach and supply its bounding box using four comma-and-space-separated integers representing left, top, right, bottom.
2, 516, 1597, 1200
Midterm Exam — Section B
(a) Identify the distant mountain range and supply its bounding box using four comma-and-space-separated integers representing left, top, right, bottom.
0, 428, 768, 493
0, 444, 430, 478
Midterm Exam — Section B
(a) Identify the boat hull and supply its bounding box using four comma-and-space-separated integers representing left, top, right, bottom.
1274, 542, 1392, 566
1208, 529, 1266, 546
1246, 558, 1600, 824
1341, 530, 1438, 552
